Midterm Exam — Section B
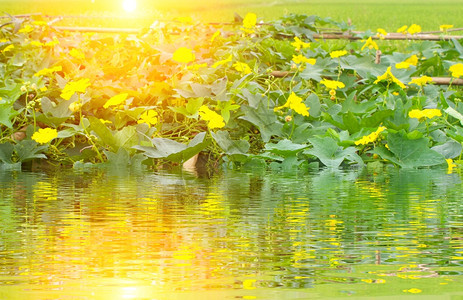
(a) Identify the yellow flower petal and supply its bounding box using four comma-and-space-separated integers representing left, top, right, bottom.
320, 79, 345, 90
198, 105, 225, 129
233, 62, 252, 75
361, 37, 379, 51
172, 47, 195, 64
32, 128, 58, 144
450, 63, 463, 78
60, 78, 91, 100
330, 50, 348, 58
103, 93, 129, 109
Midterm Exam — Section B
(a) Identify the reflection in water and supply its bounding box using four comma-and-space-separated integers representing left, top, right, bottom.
0, 167, 463, 299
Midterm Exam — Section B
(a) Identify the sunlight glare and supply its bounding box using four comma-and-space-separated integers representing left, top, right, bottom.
122, 0, 137, 13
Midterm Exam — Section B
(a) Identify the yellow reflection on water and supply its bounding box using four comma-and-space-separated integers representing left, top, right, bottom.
2, 170, 463, 299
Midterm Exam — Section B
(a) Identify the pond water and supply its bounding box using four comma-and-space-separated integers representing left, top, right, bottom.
1, 166, 463, 299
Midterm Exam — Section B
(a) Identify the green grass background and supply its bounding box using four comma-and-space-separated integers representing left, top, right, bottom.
0, 0, 462, 32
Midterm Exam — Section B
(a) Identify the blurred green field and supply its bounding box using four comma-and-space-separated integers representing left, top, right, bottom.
0, 0, 462, 32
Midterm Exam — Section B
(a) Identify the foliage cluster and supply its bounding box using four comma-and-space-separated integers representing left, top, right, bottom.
1, 13, 463, 172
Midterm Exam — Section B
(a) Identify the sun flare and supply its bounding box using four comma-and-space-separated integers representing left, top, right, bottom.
122, 0, 137, 13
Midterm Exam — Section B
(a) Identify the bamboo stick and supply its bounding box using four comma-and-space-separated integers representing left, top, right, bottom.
417, 77, 463, 85
50, 25, 463, 40
53, 26, 140, 34
0, 13, 42, 19
270, 71, 291, 78
311, 33, 463, 41
270, 72, 463, 86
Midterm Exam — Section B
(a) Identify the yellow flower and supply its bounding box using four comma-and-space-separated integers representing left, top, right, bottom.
69, 48, 85, 60
440, 24, 453, 32
403, 288, 422, 294
32, 128, 58, 144
320, 79, 345, 90
198, 105, 225, 129
100, 119, 112, 124
291, 37, 310, 51
210, 29, 221, 43
408, 76, 433, 87
172, 47, 195, 63
405, 54, 418, 66
103, 93, 129, 109
69, 101, 82, 112
212, 54, 232, 68
175, 16, 193, 24
34, 65, 62, 77
137, 110, 158, 127
449, 63, 463, 78
361, 37, 379, 51
330, 50, 348, 58
274, 92, 310, 117
18, 24, 34, 34
395, 62, 411, 69
60, 78, 91, 100
243, 279, 256, 290
376, 28, 388, 39
397, 25, 408, 34
30, 41, 44, 47
355, 126, 386, 145
292, 54, 316, 65
44, 38, 59, 47
408, 24, 422, 35
374, 66, 406, 89
242, 13, 257, 33
187, 63, 208, 70
408, 108, 442, 120
32, 21, 48, 26
447, 158, 457, 173
233, 62, 252, 75
2, 44, 14, 52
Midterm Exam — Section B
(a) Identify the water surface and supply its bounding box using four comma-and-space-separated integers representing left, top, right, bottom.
1, 167, 462, 299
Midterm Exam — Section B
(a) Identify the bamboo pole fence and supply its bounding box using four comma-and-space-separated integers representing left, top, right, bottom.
3, 13, 463, 85
269, 71, 463, 86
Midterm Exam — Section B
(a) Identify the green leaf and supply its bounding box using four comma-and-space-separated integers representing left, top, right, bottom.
304, 136, 363, 168
340, 55, 383, 79
134, 132, 209, 163
36, 97, 73, 127
15, 140, 47, 162
299, 57, 334, 81
342, 111, 361, 134
114, 126, 139, 151
88, 116, 118, 151
104, 148, 146, 169
0, 83, 22, 103
169, 97, 204, 118
264, 139, 307, 157
445, 106, 463, 126
0, 143, 15, 164
211, 77, 228, 101
360, 109, 394, 128
372, 132, 446, 168
451, 38, 463, 56
431, 139, 463, 159
239, 88, 267, 109
341, 91, 375, 114
305, 93, 321, 117
211, 130, 249, 161
240, 104, 283, 142
0, 102, 19, 128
